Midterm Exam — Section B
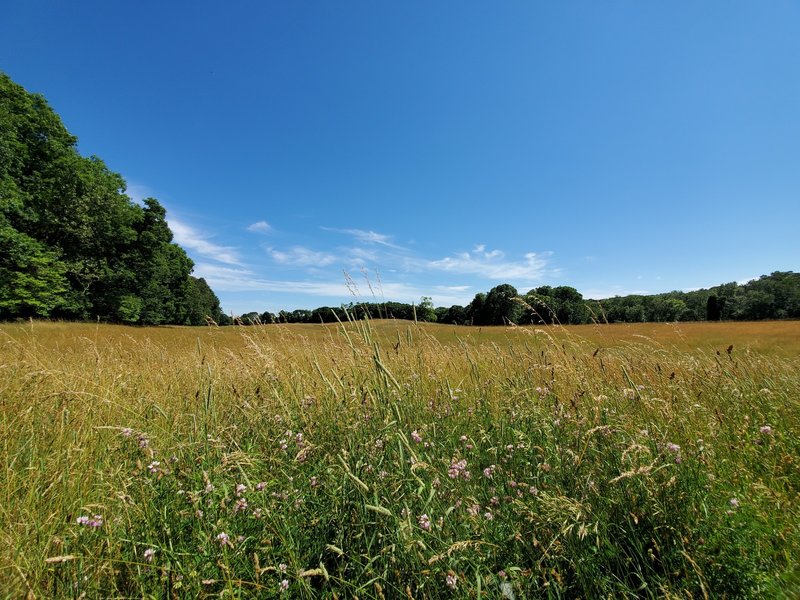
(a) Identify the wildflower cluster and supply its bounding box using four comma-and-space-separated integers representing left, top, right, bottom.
448, 458, 471, 479
76, 514, 104, 528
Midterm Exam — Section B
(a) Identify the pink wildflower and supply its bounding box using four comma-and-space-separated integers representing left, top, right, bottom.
448, 458, 470, 479
418, 514, 432, 531
446, 572, 458, 590
76, 514, 104, 527
411, 430, 423, 443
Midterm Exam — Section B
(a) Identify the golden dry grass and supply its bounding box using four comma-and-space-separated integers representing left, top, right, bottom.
0, 319, 798, 597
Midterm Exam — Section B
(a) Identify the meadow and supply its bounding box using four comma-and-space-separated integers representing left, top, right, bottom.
1, 318, 798, 598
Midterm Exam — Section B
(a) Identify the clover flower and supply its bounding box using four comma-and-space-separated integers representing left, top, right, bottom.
76, 514, 104, 527
411, 430, 423, 443
448, 458, 470, 479
418, 514, 431, 531
143, 548, 155, 562
446, 572, 458, 590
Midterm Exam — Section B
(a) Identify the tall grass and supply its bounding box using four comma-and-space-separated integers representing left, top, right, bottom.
1, 319, 798, 598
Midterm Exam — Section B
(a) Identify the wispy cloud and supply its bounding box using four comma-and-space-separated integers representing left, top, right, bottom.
425, 246, 550, 281
247, 220, 272, 234
267, 246, 337, 267
124, 181, 154, 205
323, 227, 405, 250
345, 247, 381, 264
168, 218, 241, 265
193, 263, 473, 307
192, 263, 348, 295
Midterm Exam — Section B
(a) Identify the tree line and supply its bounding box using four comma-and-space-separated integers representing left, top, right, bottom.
239, 272, 799, 326
1, 73, 226, 325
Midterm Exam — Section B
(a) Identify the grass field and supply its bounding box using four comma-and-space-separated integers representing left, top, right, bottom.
1, 319, 799, 598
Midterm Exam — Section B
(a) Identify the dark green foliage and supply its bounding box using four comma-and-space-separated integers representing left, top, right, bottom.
0, 72, 223, 324
521, 285, 588, 325
482, 284, 522, 325
238, 312, 261, 325
707, 295, 721, 321
416, 296, 437, 322
466, 292, 488, 325
184, 277, 225, 325
443, 304, 468, 325
591, 272, 800, 324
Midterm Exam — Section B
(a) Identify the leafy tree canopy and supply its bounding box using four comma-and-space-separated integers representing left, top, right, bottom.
0, 72, 224, 325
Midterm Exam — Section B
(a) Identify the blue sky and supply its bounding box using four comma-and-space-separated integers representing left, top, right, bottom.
3, 2, 799, 315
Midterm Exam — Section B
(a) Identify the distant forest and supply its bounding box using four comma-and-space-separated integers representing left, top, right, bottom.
2, 73, 797, 328
241, 271, 800, 326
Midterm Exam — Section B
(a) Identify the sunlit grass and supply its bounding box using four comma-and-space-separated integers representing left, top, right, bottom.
1, 319, 798, 597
